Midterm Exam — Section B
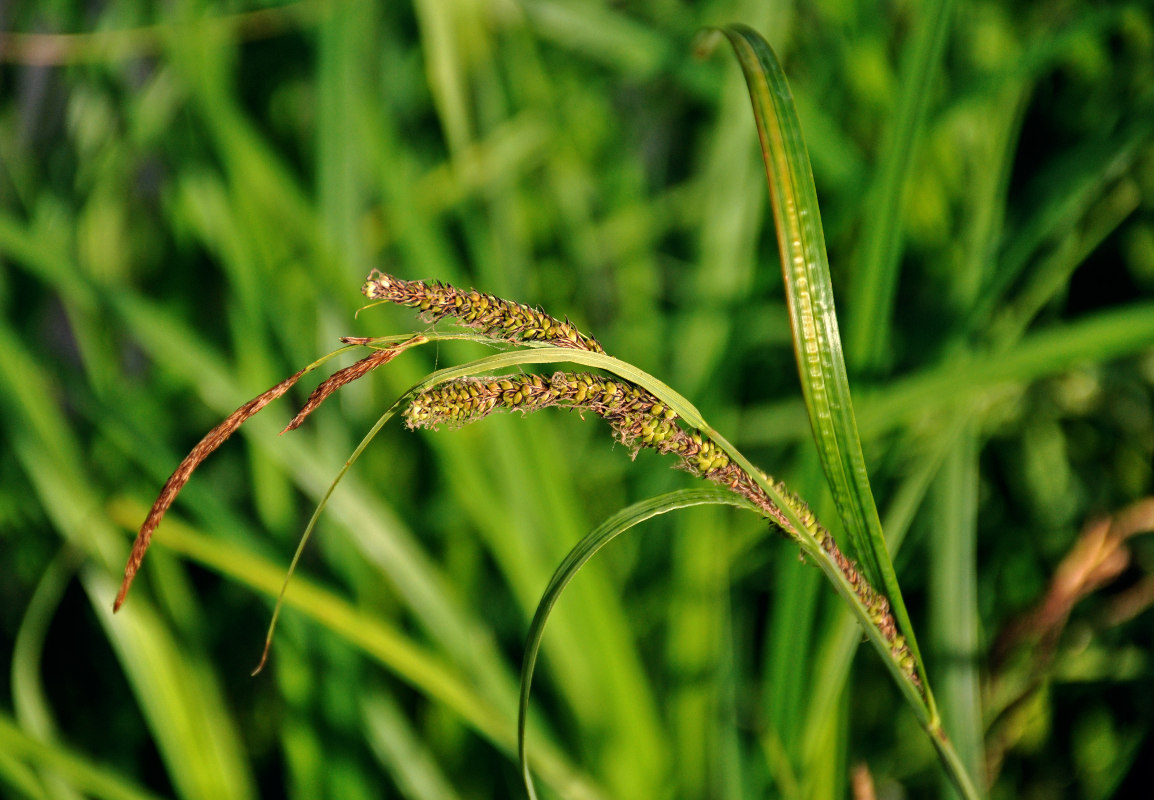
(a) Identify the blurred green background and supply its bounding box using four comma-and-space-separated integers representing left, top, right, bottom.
2, 0, 1153, 798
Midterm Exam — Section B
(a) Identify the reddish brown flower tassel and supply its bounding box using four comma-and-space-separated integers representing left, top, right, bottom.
114, 336, 423, 612
283, 346, 403, 433
114, 367, 309, 612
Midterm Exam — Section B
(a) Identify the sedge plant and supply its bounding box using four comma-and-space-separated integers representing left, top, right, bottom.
113, 26, 981, 799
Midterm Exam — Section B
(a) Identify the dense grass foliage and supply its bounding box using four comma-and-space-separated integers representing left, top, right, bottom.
2, 1, 1153, 798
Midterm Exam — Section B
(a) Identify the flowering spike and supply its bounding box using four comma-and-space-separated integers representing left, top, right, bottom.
363, 270, 604, 353
402, 368, 919, 689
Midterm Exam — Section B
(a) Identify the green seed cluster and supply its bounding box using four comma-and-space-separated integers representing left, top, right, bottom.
403, 369, 919, 690
404, 374, 559, 428
548, 372, 684, 445
407, 371, 777, 503
362, 270, 603, 353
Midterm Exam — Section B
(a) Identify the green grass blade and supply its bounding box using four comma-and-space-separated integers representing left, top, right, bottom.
11, 550, 86, 800
741, 300, 1154, 447
994, 176, 1143, 346
930, 427, 987, 798
0, 323, 257, 800
844, 0, 956, 370
0, 713, 165, 800
317, 0, 373, 272
760, 452, 828, 786
665, 504, 736, 798
801, 417, 965, 775
0, 744, 48, 800
361, 691, 466, 800
12, 552, 75, 742
968, 120, 1151, 335
104, 499, 606, 800
711, 23, 928, 689
516, 489, 757, 800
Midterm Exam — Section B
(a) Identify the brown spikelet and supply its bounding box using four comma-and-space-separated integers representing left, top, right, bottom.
283, 345, 403, 433
114, 366, 309, 612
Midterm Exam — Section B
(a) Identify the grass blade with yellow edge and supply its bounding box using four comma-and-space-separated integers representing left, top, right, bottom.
706, 22, 925, 680
704, 25, 980, 799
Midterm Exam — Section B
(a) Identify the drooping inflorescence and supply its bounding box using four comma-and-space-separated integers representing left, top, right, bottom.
362, 270, 604, 353
115, 268, 916, 690
402, 369, 917, 683
374, 272, 917, 688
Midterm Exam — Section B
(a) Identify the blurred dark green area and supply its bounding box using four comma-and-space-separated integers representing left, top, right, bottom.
1, 0, 1153, 798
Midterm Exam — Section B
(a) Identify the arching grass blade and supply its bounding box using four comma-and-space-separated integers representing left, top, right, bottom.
517, 489, 757, 800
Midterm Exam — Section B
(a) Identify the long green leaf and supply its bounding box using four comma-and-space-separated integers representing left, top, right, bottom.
713, 23, 927, 689
845, 0, 956, 369
930, 426, 987, 797
515, 489, 757, 800
739, 300, 1154, 447
11, 550, 87, 800
709, 26, 986, 799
